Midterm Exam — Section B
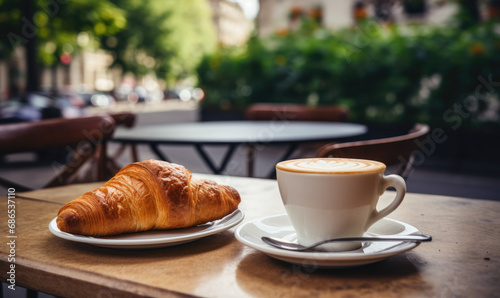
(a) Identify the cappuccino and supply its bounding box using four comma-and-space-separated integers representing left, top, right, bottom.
276, 158, 385, 174
276, 157, 406, 251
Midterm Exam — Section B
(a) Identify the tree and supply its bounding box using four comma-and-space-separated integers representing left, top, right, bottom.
102, 0, 217, 85
158, 0, 217, 84
0, 0, 217, 93
0, 0, 126, 92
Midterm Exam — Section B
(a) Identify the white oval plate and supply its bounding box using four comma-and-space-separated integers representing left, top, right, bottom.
235, 214, 424, 268
49, 209, 244, 249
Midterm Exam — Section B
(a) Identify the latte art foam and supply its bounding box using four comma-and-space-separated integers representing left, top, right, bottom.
276, 158, 385, 174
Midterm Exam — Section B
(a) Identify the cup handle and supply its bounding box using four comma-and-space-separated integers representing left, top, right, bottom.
365, 174, 406, 230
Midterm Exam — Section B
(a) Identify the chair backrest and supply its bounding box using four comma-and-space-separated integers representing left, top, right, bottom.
245, 103, 349, 122
0, 115, 116, 189
316, 123, 430, 180
0, 115, 115, 155
109, 112, 136, 128
106, 111, 139, 168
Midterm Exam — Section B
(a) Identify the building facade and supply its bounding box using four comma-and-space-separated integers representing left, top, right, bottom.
256, 0, 458, 37
208, 0, 254, 46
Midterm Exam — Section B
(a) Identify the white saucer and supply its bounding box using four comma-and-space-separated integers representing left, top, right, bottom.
49, 209, 244, 249
235, 214, 424, 268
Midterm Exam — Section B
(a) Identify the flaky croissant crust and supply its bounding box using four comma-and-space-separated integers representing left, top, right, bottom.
57, 160, 241, 236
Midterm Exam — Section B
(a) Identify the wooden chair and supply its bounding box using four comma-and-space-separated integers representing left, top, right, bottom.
70, 112, 138, 183
0, 115, 116, 191
245, 103, 349, 122
77, 112, 138, 177
316, 124, 430, 180
245, 103, 349, 177
107, 112, 138, 166
244, 103, 350, 177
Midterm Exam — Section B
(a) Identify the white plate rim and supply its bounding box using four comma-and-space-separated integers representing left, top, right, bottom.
49, 209, 244, 247
235, 214, 422, 262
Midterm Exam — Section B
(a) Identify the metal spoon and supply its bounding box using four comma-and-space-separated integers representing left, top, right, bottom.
261, 234, 432, 251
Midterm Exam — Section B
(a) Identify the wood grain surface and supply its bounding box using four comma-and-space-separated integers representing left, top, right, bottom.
1, 174, 498, 297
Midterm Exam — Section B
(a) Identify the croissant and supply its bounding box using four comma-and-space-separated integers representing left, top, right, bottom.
56, 160, 241, 236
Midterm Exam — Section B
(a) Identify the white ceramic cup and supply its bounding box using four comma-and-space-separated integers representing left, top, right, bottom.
276, 158, 406, 251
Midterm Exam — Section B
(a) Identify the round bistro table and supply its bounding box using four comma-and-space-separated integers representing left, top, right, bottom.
112, 121, 367, 177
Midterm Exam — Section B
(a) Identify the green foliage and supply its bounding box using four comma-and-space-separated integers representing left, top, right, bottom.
0, 0, 126, 65
159, 0, 217, 83
0, 0, 23, 58
0, 0, 216, 84
102, 0, 216, 84
197, 19, 500, 127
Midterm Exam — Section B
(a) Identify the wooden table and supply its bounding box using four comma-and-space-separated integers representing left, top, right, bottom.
112, 121, 367, 177
1, 174, 499, 297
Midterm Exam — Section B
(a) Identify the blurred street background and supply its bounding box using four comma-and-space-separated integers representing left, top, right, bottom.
1, 0, 499, 201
